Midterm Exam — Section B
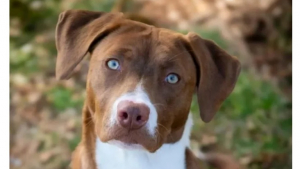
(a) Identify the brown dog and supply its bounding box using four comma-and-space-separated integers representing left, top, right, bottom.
55, 10, 241, 169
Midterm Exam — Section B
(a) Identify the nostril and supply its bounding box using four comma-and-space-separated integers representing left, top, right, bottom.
136, 115, 141, 121
122, 112, 128, 119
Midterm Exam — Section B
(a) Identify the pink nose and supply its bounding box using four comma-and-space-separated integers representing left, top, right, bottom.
117, 100, 150, 130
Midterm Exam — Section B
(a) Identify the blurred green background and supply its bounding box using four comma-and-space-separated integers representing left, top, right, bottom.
10, 0, 292, 169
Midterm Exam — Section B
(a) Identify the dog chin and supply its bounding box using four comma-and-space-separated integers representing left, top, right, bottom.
107, 140, 146, 151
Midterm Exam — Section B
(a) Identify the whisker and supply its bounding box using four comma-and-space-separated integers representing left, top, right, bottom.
85, 117, 94, 128
155, 128, 163, 144
157, 123, 169, 132
165, 50, 193, 62
153, 103, 166, 111
157, 123, 175, 141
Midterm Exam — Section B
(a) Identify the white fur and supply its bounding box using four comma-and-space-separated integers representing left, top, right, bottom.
96, 113, 194, 169
109, 83, 157, 136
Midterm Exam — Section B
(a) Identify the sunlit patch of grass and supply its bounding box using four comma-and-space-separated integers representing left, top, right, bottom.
46, 86, 84, 112
10, 43, 39, 74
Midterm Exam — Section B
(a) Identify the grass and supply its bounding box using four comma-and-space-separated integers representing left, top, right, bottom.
46, 86, 84, 112
68, 135, 81, 151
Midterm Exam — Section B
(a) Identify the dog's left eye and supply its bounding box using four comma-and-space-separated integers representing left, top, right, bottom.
107, 59, 120, 70
165, 73, 179, 84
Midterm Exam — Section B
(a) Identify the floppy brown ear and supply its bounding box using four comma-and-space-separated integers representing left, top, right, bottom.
186, 32, 241, 123
55, 10, 124, 80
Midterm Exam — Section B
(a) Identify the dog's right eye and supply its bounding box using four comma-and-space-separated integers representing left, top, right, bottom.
106, 59, 120, 70
165, 73, 180, 84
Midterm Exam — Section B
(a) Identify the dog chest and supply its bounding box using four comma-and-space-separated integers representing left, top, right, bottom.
95, 138, 187, 169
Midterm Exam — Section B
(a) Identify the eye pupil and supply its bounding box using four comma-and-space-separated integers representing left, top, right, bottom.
107, 59, 120, 70
166, 74, 179, 84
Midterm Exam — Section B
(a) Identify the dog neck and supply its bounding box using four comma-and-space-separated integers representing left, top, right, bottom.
95, 113, 193, 169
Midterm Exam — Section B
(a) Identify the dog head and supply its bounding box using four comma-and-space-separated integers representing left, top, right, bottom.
55, 10, 241, 152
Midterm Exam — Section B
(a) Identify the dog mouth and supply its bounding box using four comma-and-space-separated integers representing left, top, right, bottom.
115, 135, 139, 144
100, 126, 159, 152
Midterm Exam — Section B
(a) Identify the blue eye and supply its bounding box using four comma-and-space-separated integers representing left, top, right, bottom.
165, 73, 179, 84
107, 59, 120, 70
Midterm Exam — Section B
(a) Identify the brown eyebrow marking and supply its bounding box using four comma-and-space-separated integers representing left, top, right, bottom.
118, 48, 134, 59
98, 47, 134, 61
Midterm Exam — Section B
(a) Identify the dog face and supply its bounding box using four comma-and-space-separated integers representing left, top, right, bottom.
55, 10, 241, 152
87, 29, 197, 152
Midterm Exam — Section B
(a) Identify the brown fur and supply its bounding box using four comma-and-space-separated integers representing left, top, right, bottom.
55, 10, 241, 169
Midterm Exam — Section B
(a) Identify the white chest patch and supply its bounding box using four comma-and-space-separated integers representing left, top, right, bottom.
95, 113, 194, 169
